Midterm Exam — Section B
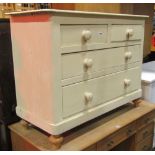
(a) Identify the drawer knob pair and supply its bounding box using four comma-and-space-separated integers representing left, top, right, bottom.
125, 51, 132, 60
124, 79, 131, 87
83, 58, 93, 69
84, 92, 93, 103
126, 28, 134, 38
82, 30, 92, 41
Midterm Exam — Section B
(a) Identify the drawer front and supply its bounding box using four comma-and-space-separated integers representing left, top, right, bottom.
135, 122, 154, 143
135, 135, 153, 151
138, 112, 155, 129
62, 67, 141, 118
61, 25, 108, 47
97, 123, 136, 151
62, 45, 141, 80
111, 25, 143, 42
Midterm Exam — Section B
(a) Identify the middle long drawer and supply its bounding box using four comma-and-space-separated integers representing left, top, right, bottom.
62, 45, 142, 80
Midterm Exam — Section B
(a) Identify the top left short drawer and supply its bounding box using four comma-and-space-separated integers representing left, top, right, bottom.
60, 24, 108, 49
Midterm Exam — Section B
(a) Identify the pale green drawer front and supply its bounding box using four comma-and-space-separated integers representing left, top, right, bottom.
62, 67, 141, 118
111, 25, 143, 42
62, 45, 141, 80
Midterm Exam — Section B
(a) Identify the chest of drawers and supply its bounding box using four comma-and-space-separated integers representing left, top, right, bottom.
9, 9, 147, 135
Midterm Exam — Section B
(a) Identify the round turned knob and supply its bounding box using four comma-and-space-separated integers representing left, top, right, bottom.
83, 58, 93, 69
126, 28, 134, 37
124, 79, 131, 87
82, 30, 92, 41
84, 92, 93, 102
127, 129, 132, 135
125, 51, 132, 60
107, 140, 114, 147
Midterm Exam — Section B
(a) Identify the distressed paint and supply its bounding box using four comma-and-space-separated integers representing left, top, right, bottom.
11, 14, 50, 22
10, 15, 54, 124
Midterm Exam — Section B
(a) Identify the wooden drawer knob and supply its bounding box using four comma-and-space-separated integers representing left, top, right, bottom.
83, 58, 93, 69
126, 28, 134, 37
124, 79, 131, 87
127, 129, 133, 135
125, 51, 132, 60
143, 131, 149, 139
107, 140, 114, 147
82, 30, 92, 41
84, 92, 93, 102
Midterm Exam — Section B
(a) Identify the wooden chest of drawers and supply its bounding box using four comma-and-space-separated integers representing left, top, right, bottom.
9, 9, 147, 135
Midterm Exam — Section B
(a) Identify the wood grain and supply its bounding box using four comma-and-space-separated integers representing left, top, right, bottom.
52, 3, 75, 10
75, 3, 120, 13
135, 134, 153, 151
9, 100, 155, 151
135, 122, 154, 143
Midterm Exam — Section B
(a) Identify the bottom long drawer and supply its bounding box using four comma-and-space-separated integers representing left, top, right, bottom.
62, 67, 141, 118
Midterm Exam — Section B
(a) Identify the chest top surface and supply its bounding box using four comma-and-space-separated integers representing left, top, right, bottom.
7, 9, 148, 18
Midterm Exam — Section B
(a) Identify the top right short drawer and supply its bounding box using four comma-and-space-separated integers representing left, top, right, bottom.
111, 25, 144, 42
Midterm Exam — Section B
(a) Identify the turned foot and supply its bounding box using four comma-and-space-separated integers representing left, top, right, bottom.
49, 135, 64, 150
133, 98, 142, 107
20, 120, 32, 129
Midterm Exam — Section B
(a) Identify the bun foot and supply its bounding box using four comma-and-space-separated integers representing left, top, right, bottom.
20, 120, 32, 129
49, 135, 64, 150
133, 98, 142, 107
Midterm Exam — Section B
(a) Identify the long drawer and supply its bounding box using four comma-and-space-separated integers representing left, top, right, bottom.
62, 45, 141, 80
62, 67, 141, 118
111, 25, 143, 42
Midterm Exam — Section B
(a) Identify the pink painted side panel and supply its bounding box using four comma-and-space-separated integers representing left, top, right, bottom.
10, 15, 54, 124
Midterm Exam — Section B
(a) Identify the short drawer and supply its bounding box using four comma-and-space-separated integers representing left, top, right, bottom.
61, 24, 108, 47
111, 25, 143, 42
137, 111, 155, 129
97, 123, 136, 151
135, 135, 153, 151
62, 67, 141, 118
62, 45, 141, 80
135, 122, 154, 143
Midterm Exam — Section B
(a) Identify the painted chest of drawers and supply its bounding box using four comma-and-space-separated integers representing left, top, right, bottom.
9, 9, 147, 135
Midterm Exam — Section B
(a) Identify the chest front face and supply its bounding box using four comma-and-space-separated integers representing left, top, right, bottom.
10, 11, 145, 135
